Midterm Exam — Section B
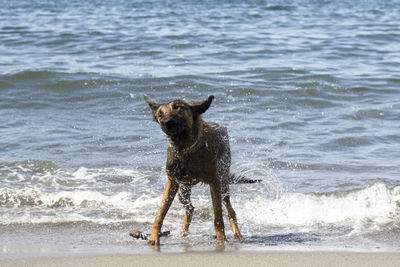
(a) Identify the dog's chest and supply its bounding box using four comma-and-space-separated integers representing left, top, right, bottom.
166, 154, 215, 185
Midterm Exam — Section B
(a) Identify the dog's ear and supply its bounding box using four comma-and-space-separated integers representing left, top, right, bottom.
144, 97, 161, 121
190, 95, 214, 116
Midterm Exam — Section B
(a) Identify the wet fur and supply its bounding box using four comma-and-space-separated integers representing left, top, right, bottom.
143, 95, 243, 245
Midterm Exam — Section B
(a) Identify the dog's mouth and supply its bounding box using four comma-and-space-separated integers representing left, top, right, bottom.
161, 116, 186, 139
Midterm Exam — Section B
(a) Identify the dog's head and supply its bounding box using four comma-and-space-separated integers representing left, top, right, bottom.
145, 96, 214, 140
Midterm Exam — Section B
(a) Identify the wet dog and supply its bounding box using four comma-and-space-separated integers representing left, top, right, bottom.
143, 95, 244, 245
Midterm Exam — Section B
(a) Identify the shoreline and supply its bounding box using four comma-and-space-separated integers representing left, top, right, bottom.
1, 251, 400, 267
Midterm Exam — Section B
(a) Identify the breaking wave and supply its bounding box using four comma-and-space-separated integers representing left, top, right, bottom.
1, 179, 399, 236
238, 182, 400, 229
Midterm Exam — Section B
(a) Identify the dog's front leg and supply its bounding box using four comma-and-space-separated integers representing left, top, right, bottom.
210, 182, 226, 245
148, 179, 179, 246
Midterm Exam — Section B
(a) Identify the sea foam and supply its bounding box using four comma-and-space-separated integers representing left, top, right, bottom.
237, 182, 400, 233
2, 180, 399, 236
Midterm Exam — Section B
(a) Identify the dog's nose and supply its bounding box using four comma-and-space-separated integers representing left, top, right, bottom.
164, 116, 178, 128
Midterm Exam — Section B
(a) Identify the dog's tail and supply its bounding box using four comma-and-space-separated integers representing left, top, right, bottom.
229, 174, 262, 184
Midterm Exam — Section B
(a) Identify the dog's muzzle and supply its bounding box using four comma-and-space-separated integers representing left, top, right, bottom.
162, 116, 185, 138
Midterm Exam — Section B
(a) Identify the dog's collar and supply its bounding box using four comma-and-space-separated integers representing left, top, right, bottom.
169, 132, 206, 158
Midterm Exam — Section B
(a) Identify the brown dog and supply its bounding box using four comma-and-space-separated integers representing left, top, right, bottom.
144, 95, 243, 245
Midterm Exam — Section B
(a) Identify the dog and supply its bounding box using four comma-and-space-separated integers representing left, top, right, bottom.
143, 95, 245, 246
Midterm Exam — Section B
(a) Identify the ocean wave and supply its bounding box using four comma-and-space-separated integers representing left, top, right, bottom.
1, 181, 399, 236
238, 182, 400, 231
0, 70, 129, 91
0, 187, 161, 225
1, 161, 153, 186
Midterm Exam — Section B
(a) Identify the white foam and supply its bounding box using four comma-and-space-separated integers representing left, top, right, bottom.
238, 183, 400, 231
2, 179, 400, 237
0, 187, 161, 225
71, 166, 149, 182
0, 164, 165, 225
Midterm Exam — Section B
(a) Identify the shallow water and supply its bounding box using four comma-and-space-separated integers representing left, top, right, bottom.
1, 0, 400, 256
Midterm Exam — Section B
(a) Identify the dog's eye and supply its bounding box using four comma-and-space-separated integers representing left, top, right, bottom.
158, 110, 164, 118
172, 104, 181, 110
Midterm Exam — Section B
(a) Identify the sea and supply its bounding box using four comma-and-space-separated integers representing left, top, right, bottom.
1, 0, 400, 257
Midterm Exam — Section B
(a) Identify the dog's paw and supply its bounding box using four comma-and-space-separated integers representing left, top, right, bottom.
147, 239, 159, 246
216, 238, 225, 246
147, 229, 161, 245
233, 233, 244, 242
215, 235, 226, 245
180, 229, 189, 237
148, 233, 160, 246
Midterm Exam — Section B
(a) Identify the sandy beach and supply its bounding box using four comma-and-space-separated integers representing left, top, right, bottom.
1, 252, 400, 267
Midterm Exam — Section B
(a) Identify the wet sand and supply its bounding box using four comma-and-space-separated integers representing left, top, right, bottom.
1, 252, 400, 267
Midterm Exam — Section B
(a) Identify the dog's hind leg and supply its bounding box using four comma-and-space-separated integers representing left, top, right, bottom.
222, 186, 244, 241
178, 185, 194, 235
210, 181, 226, 245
